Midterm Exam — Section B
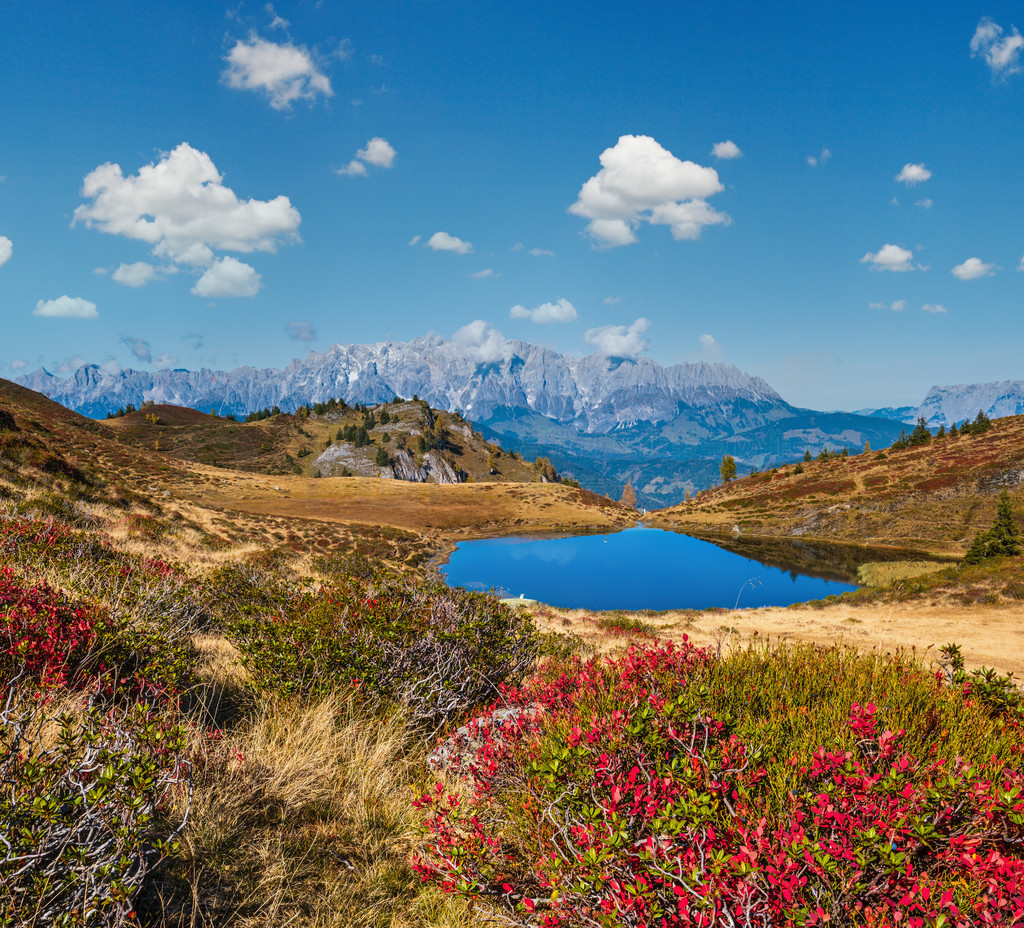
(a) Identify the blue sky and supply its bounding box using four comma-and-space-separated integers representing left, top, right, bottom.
2, 1, 1022, 409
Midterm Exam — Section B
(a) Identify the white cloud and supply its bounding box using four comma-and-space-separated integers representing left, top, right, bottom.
112, 261, 159, 288
602, 296, 620, 305
121, 335, 152, 362
510, 242, 524, 251
861, 243, 916, 272
451, 320, 513, 364
337, 137, 397, 176
698, 333, 721, 358
922, 304, 948, 314
807, 147, 832, 167
9, 360, 26, 372
569, 135, 729, 248
154, 352, 177, 368
408, 235, 421, 246
509, 298, 577, 325
971, 18, 1024, 77
896, 163, 932, 185
952, 257, 996, 280
470, 268, 495, 279
222, 35, 333, 109
1019, 255, 1024, 271
336, 160, 368, 177
56, 355, 88, 373
191, 257, 262, 298
0, 236, 11, 267
74, 143, 301, 269
868, 299, 907, 311
529, 248, 554, 257
711, 140, 742, 159
356, 137, 396, 168
916, 198, 933, 209
584, 317, 650, 358
285, 320, 317, 341
426, 231, 473, 254
33, 296, 98, 319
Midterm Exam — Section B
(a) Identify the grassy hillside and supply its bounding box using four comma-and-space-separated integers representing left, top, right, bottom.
648, 413, 1024, 555
104, 396, 563, 485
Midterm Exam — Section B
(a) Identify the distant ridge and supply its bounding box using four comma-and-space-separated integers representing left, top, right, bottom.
17, 336, 906, 505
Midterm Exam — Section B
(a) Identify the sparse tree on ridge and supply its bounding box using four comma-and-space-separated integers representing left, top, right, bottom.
620, 482, 637, 509
720, 454, 737, 484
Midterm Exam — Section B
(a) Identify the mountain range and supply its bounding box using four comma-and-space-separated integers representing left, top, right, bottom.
17, 336, 917, 506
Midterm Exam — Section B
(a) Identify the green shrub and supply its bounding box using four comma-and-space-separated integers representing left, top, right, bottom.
230, 574, 538, 728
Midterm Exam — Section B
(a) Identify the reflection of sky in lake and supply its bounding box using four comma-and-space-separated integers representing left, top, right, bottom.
442, 527, 856, 610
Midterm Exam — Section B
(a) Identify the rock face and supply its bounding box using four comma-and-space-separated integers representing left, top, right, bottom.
16, 335, 907, 504
916, 381, 1024, 427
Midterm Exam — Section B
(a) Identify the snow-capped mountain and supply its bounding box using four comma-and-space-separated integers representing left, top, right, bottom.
916, 381, 1024, 427
14, 335, 906, 504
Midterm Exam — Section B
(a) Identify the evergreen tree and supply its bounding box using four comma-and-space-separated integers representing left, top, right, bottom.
375, 445, 390, 467
949, 422, 959, 438
909, 417, 932, 446
962, 491, 1021, 564
803, 449, 812, 463
720, 454, 737, 484
936, 424, 946, 439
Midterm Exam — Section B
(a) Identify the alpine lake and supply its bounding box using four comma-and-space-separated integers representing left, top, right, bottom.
440, 526, 925, 611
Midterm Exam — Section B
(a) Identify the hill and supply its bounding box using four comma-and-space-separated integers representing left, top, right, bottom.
647, 413, 1024, 555
0, 379, 636, 571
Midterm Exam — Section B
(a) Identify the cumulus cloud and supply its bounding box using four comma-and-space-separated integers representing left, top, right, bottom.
110, 261, 171, 288
470, 268, 495, 279
285, 321, 317, 341
56, 355, 88, 373
73, 143, 301, 274
33, 296, 98, 319
154, 352, 177, 368
0, 236, 11, 267
10, 360, 26, 372
509, 298, 578, 325
861, 244, 917, 272
337, 137, 397, 176
222, 35, 333, 109
868, 300, 907, 311
711, 140, 742, 159
584, 317, 650, 358
191, 257, 262, 298
807, 147, 832, 167
922, 304, 948, 313
569, 135, 729, 248
121, 335, 152, 362
426, 231, 472, 254
698, 333, 721, 358
529, 248, 554, 257
896, 163, 932, 185
952, 257, 996, 280
971, 18, 1024, 77
451, 320, 513, 364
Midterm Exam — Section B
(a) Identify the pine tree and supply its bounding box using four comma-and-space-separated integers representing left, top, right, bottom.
803, 450, 812, 463
949, 422, 959, 438
909, 417, 932, 446
375, 445, 390, 467
720, 454, 737, 484
963, 491, 1021, 564
620, 482, 637, 509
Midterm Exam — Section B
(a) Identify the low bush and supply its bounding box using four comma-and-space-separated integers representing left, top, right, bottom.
0, 686, 189, 928
230, 573, 538, 728
416, 640, 1024, 927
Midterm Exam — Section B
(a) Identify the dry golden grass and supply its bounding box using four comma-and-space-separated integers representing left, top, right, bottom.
857, 559, 947, 587
532, 593, 1024, 680
157, 636, 478, 928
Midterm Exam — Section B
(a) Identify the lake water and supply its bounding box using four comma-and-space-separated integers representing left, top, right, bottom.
441, 526, 858, 611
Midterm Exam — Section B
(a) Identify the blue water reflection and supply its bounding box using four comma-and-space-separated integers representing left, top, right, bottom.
441, 527, 857, 610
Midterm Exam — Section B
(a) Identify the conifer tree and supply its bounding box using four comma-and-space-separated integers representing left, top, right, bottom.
803, 449, 812, 463
620, 482, 637, 509
720, 454, 737, 484
963, 491, 1021, 564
